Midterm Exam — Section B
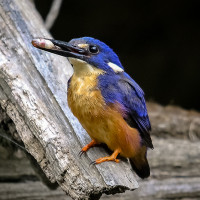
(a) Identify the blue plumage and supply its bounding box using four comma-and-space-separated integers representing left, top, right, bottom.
98, 72, 153, 148
32, 36, 153, 178
70, 37, 153, 148
70, 37, 124, 72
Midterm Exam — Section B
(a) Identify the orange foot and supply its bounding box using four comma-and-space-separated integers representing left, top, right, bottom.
90, 149, 121, 165
79, 139, 98, 157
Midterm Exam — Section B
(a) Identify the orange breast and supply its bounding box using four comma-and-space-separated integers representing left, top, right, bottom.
68, 74, 141, 158
67, 73, 106, 118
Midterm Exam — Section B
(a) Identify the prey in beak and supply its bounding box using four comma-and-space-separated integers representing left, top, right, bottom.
32, 38, 88, 60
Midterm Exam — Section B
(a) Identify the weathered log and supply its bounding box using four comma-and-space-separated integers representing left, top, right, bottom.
1, 137, 199, 200
108, 137, 200, 200
0, 0, 137, 199
1, 103, 200, 199
148, 102, 200, 140
1, 0, 200, 200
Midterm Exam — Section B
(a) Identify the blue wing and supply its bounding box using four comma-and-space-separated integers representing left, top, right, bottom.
119, 73, 153, 148
98, 72, 153, 149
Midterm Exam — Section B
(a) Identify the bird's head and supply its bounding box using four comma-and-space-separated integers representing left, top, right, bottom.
32, 37, 124, 75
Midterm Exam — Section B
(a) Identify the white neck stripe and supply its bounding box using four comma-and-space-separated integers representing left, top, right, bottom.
108, 62, 124, 73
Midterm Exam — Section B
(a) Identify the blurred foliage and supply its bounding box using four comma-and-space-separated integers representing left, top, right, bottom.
35, 0, 200, 111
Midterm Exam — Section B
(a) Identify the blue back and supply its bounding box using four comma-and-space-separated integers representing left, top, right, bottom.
98, 71, 153, 148
69, 37, 153, 148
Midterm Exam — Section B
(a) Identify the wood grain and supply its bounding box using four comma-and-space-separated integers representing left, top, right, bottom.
0, 0, 200, 200
0, 0, 137, 199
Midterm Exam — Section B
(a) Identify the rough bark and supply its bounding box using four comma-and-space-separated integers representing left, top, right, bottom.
1, 0, 200, 200
0, 0, 137, 199
1, 136, 200, 200
148, 102, 200, 140
2, 102, 200, 199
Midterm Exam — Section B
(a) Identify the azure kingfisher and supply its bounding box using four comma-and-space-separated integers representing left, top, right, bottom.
32, 37, 153, 179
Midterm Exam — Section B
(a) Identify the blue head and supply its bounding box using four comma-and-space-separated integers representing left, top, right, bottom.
68, 37, 124, 73
32, 37, 124, 74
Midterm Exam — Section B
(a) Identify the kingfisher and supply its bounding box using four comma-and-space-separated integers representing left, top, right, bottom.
32, 37, 153, 179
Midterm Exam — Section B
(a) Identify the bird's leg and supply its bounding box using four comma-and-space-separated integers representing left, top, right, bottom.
79, 139, 98, 156
91, 149, 121, 165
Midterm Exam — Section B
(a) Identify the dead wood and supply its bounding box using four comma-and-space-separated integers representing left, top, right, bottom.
0, 0, 137, 199
0, 0, 200, 200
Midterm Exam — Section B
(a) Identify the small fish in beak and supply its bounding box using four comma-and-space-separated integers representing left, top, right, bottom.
32, 38, 61, 50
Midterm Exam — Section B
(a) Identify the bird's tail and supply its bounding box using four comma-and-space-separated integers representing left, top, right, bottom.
129, 147, 150, 179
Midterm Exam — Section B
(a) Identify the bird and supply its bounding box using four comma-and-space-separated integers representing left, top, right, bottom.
32, 37, 154, 179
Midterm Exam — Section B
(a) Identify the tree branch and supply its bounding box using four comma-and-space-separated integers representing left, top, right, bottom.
45, 0, 63, 30
147, 102, 200, 140
0, 0, 137, 199
1, 1, 200, 199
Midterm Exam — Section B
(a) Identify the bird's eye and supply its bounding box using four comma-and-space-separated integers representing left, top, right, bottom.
89, 45, 99, 54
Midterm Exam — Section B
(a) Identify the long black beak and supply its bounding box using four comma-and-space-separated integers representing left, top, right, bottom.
32, 38, 88, 59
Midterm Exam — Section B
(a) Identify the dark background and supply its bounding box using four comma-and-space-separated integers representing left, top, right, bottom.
35, 0, 200, 111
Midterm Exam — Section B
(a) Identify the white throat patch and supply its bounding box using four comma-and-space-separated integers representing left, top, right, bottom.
68, 58, 104, 76
108, 62, 124, 73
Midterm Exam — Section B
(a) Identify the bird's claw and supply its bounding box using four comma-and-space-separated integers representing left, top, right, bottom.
78, 150, 86, 157
89, 158, 120, 166
89, 161, 96, 166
